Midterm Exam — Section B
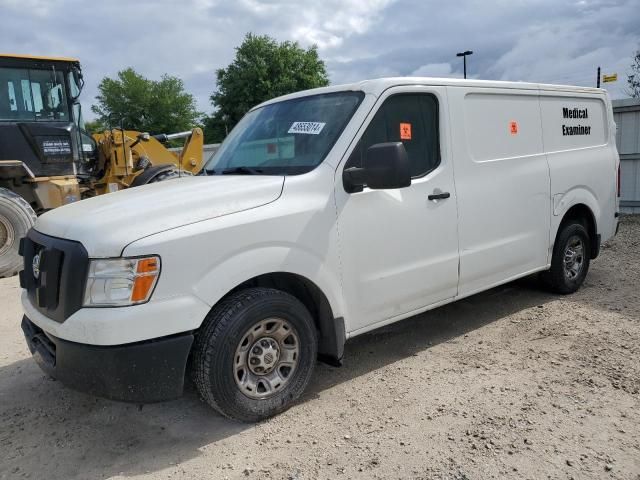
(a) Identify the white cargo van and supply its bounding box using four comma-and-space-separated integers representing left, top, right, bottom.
20, 78, 619, 421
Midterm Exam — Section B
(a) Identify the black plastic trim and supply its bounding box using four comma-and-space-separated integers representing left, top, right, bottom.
318, 316, 345, 367
21, 228, 88, 323
22, 316, 194, 403
591, 233, 602, 259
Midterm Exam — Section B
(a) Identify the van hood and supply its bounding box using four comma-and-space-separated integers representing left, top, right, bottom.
35, 175, 285, 256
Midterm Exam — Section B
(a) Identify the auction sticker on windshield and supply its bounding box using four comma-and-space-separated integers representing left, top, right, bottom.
288, 122, 326, 135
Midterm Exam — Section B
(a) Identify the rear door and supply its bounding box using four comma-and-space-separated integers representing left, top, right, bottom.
335, 86, 459, 333
447, 87, 551, 296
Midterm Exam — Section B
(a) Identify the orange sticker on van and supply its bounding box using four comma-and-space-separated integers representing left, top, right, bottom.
400, 122, 412, 140
510, 121, 518, 135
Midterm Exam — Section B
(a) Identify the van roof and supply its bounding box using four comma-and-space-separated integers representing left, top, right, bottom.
255, 77, 606, 109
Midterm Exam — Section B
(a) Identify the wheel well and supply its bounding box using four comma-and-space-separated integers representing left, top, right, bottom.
559, 204, 599, 259
229, 272, 345, 365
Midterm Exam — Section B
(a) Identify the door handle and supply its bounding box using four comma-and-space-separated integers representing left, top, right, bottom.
428, 191, 450, 201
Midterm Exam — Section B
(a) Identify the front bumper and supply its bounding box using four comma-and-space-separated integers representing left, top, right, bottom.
21, 316, 194, 403
21, 290, 210, 345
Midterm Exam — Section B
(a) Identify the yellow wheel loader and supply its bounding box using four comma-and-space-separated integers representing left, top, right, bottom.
0, 54, 203, 277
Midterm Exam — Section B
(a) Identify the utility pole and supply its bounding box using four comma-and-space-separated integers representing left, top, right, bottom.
456, 51, 473, 79
597, 66, 601, 88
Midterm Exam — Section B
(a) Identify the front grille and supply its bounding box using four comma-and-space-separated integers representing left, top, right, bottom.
19, 229, 89, 323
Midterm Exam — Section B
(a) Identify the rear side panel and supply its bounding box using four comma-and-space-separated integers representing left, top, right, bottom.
448, 87, 551, 296
540, 91, 618, 245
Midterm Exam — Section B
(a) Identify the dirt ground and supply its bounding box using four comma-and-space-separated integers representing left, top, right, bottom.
1, 217, 639, 480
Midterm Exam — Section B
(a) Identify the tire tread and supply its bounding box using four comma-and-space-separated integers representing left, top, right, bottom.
192, 287, 316, 421
0, 188, 37, 278
541, 221, 590, 294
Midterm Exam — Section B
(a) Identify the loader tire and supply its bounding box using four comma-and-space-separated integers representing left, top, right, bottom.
147, 167, 192, 183
0, 189, 37, 278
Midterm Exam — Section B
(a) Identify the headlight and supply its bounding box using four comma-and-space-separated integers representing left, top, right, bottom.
83, 256, 160, 307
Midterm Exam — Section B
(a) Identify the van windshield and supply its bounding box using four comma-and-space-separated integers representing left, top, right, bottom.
204, 91, 364, 175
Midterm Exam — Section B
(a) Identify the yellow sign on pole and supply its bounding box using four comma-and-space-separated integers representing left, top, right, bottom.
602, 73, 618, 83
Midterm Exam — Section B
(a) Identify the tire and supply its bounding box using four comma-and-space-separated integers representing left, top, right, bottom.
130, 165, 193, 188
540, 221, 591, 294
0, 189, 37, 279
192, 287, 317, 422
147, 167, 192, 183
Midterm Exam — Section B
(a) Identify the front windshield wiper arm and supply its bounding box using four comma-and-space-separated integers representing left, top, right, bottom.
219, 166, 264, 175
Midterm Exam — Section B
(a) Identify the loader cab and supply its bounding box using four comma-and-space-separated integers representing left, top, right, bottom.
0, 54, 87, 182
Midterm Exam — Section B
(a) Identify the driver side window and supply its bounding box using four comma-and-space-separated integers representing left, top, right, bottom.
346, 93, 440, 178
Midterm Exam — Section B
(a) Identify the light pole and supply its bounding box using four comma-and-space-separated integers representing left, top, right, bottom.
456, 50, 473, 79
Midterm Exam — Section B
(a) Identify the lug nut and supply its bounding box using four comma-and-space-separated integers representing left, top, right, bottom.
252, 346, 262, 355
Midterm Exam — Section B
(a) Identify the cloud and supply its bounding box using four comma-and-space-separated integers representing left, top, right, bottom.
411, 63, 456, 77
485, 0, 639, 97
0, 0, 637, 123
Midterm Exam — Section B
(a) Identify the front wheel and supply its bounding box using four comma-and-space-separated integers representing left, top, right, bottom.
192, 288, 317, 422
540, 221, 591, 294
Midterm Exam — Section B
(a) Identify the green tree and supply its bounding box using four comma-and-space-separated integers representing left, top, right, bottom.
626, 48, 640, 98
83, 119, 103, 134
91, 68, 201, 134
202, 114, 229, 144
205, 33, 329, 142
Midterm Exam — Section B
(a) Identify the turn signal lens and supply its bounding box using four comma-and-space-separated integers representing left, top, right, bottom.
131, 259, 160, 302
136, 257, 159, 274
83, 256, 161, 306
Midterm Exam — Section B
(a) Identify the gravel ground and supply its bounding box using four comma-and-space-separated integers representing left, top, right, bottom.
1, 216, 639, 480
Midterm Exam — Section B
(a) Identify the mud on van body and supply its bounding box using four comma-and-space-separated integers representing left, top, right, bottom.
20, 78, 619, 421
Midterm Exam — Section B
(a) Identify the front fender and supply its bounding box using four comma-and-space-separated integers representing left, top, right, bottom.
192, 244, 345, 324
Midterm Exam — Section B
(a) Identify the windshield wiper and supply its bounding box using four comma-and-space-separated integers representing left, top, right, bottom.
219, 166, 264, 175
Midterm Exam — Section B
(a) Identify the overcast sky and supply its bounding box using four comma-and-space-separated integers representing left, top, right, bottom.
2, 0, 638, 121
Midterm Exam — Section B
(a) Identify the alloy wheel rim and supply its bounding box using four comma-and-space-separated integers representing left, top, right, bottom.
234, 317, 300, 399
0, 215, 14, 257
563, 235, 584, 280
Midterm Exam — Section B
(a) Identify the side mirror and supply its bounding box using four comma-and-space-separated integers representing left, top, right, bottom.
72, 68, 82, 85
343, 142, 412, 193
70, 67, 84, 100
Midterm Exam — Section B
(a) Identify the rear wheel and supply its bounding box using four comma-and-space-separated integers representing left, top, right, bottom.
192, 288, 317, 422
540, 221, 591, 294
0, 188, 37, 278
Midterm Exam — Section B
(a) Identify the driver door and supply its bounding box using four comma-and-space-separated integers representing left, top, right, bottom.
335, 87, 459, 333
